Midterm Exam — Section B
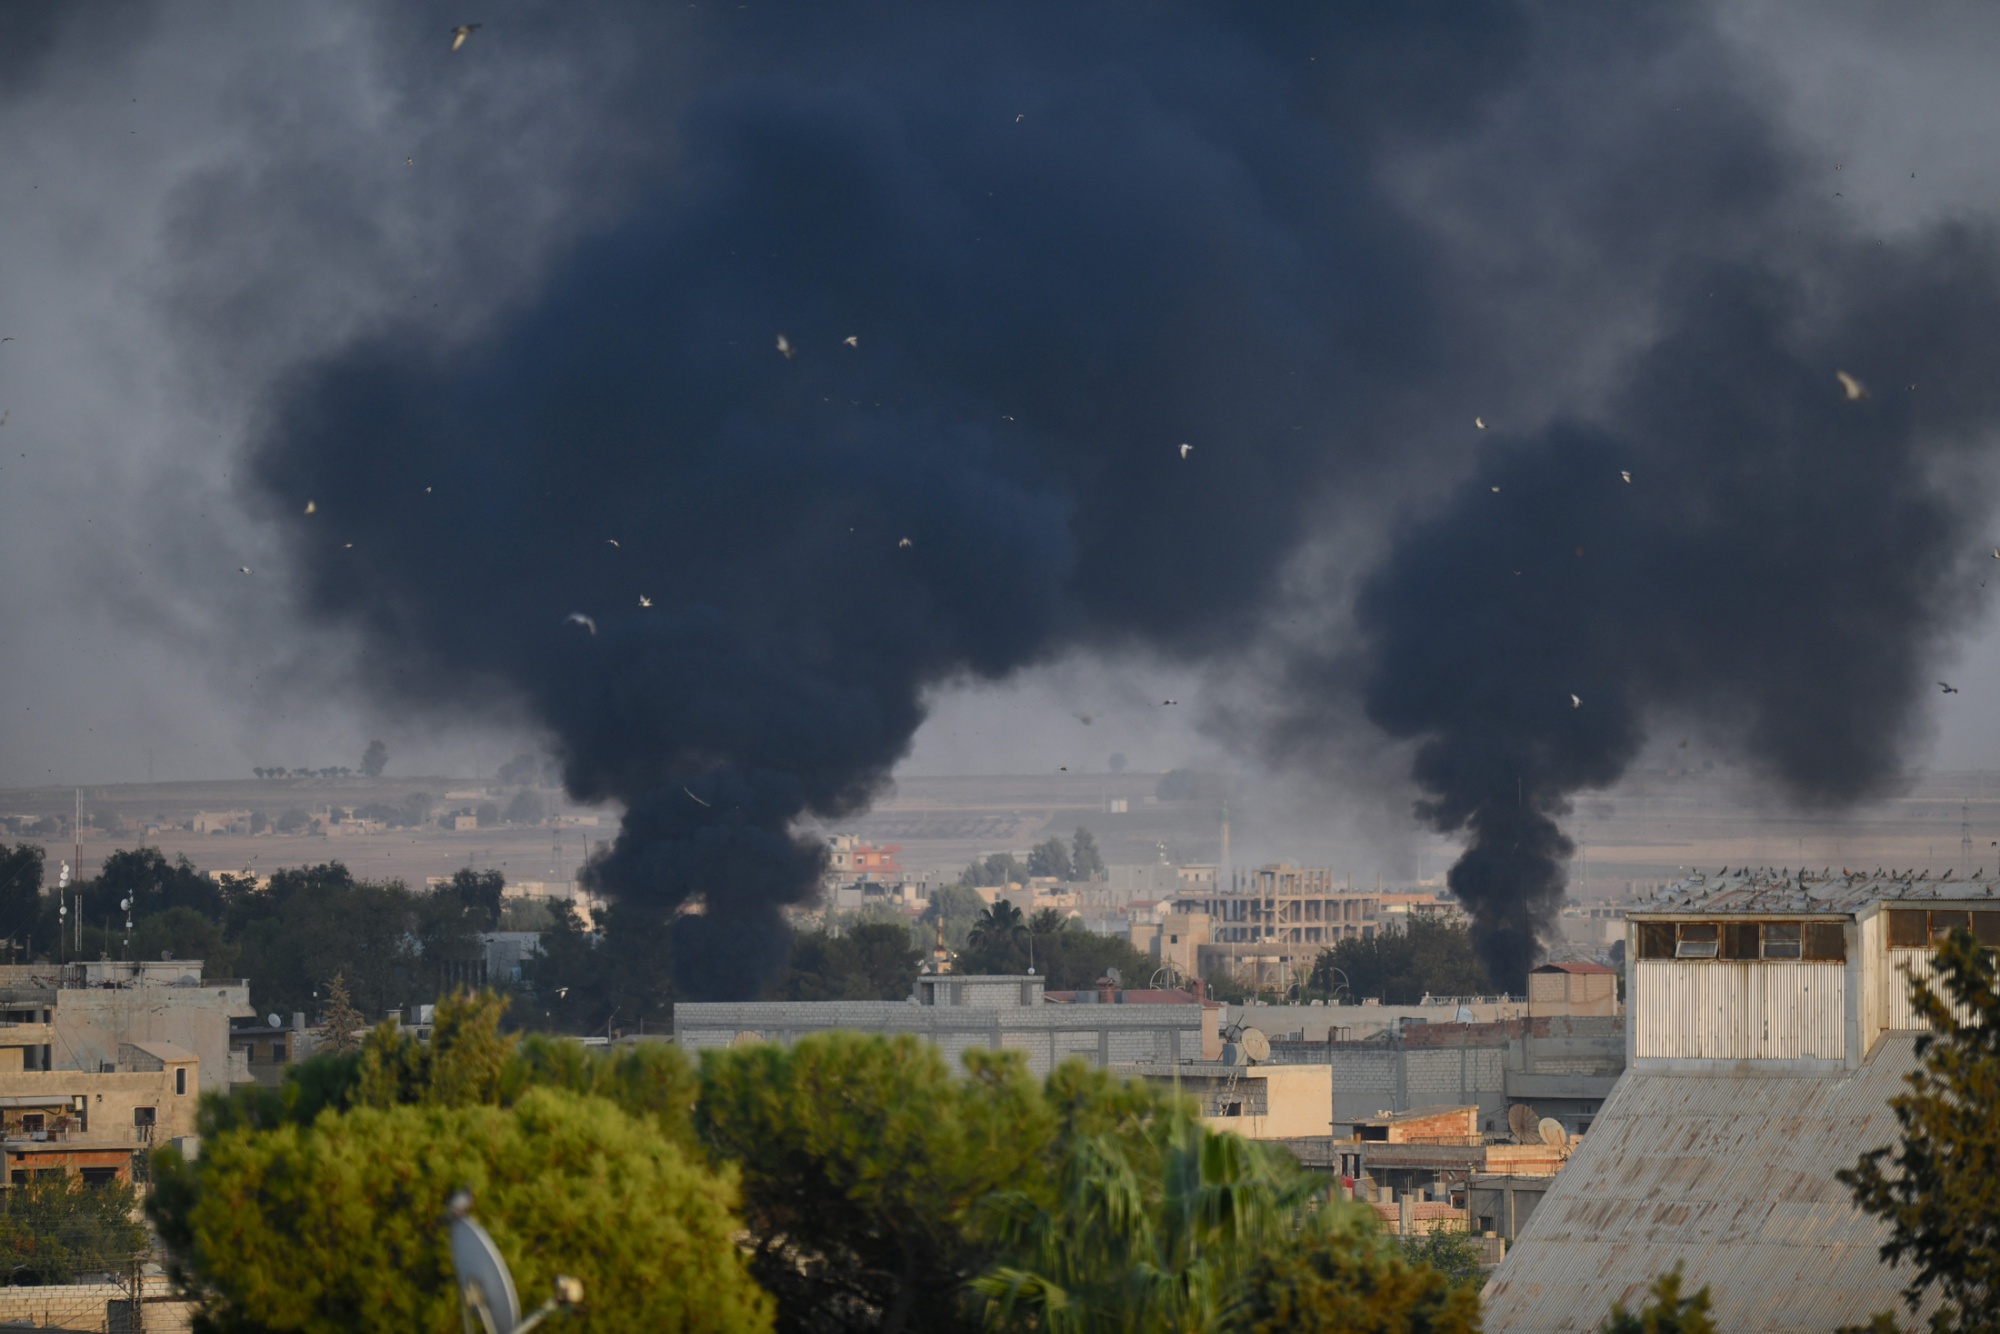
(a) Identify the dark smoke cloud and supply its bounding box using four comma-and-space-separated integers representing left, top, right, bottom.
238, 0, 2000, 997
1357, 236, 2000, 987
249, 2, 1526, 997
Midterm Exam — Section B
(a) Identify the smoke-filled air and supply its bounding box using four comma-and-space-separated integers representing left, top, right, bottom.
232, 2, 2000, 994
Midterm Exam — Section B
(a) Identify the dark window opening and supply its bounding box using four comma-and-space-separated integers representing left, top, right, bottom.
1887, 910, 1930, 949
1975, 913, 2000, 948
1805, 923, 1848, 961
78, 1168, 116, 1187
1638, 923, 1675, 960
1720, 923, 1761, 960
175, 1067, 187, 1096
19, 1116, 41, 1136
1930, 911, 1972, 942
1762, 923, 1802, 960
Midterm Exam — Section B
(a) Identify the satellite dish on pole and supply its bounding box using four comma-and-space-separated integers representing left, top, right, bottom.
445, 1191, 585, 1334
1507, 1104, 1540, 1144
57, 862, 70, 889
1539, 1118, 1569, 1150
266, 1014, 281, 1029
448, 1193, 521, 1334
1240, 1028, 1271, 1063
1104, 966, 1122, 987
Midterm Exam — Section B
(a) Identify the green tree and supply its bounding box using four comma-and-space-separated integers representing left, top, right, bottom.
132, 906, 236, 975
963, 854, 1025, 890
964, 900, 1029, 974
976, 1107, 1324, 1333
0, 843, 43, 952
1398, 1228, 1486, 1292
1027, 838, 1074, 882
0, 1176, 149, 1286
503, 789, 545, 825
1070, 828, 1105, 881
1840, 926, 2000, 1333
698, 1033, 1057, 1334
360, 738, 388, 777
1035, 928, 1160, 992
150, 1088, 770, 1334
315, 972, 367, 1056
1601, 1267, 1717, 1334
1309, 919, 1490, 1005
921, 884, 989, 951
777, 923, 921, 1001
1230, 1222, 1481, 1334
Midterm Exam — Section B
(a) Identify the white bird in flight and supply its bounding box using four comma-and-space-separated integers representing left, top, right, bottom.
683, 786, 711, 808
237, 566, 252, 575
775, 333, 794, 360
450, 24, 480, 51
1475, 417, 1486, 429
898, 537, 912, 548
605, 539, 619, 548
1620, 471, 1632, 483
1836, 370, 1869, 401
304, 500, 316, 514
1570, 693, 1582, 708
565, 613, 596, 636
639, 595, 652, 608
843, 335, 859, 347
1179, 443, 1192, 458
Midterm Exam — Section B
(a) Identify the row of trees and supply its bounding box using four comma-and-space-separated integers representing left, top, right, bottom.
150, 996, 1481, 1332
962, 828, 1104, 888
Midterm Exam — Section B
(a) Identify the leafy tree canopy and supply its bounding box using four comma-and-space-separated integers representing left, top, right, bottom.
776, 922, 921, 1001
1070, 827, 1105, 881
1601, 1267, 1718, 1334
1308, 919, 1491, 1005
1027, 838, 1073, 882
1840, 926, 2000, 1332
962, 853, 1025, 889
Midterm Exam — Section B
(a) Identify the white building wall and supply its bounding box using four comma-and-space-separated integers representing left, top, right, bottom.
1633, 960, 1844, 1061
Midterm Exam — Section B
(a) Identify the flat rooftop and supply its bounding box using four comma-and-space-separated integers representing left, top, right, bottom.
1634, 867, 2000, 916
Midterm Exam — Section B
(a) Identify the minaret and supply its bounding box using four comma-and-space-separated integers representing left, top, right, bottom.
1219, 799, 1232, 889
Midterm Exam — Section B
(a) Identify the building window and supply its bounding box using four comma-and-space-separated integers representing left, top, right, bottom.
176, 1067, 187, 1096
1762, 923, 1802, 960
1887, 910, 1930, 948
1720, 923, 1760, 960
1638, 923, 1676, 959
1675, 924, 1719, 958
78, 1167, 117, 1187
1804, 922, 1847, 961
1888, 909, 1999, 949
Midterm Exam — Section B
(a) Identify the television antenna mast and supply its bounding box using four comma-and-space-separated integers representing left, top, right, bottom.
1963, 800, 1973, 871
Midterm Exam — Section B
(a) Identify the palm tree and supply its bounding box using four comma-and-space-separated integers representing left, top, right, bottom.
974, 1109, 1327, 1333
1028, 908, 1070, 938
969, 899, 1028, 956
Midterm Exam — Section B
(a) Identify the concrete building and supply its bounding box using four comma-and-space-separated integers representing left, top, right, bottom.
0, 961, 253, 1089
1118, 1061, 1332, 1140
675, 975, 1220, 1076
1482, 867, 1980, 1332
228, 1013, 311, 1090
1524, 962, 1618, 1017
1275, 1014, 1625, 1136
0, 1020, 198, 1186
1329, 1106, 1568, 1201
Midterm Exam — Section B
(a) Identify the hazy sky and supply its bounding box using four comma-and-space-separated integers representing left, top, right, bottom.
6, 0, 2000, 841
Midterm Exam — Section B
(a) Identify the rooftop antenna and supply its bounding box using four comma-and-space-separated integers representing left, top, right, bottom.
71, 789, 82, 907
1963, 801, 1973, 872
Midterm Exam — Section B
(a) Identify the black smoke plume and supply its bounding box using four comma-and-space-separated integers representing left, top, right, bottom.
241, 2, 2000, 997
249, 3, 1525, 997
1359, 239, 2000, 987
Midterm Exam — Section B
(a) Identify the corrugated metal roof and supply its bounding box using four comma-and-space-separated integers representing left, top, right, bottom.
1631, 867, 2000, 917
1481, 1035, 1935, 1333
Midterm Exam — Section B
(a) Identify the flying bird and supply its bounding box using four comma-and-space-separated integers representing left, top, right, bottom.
1475, 417, 1486, 429
897, 537, 912, 548
843, 335, 859, 347
605, 538, 619, 548
1162, 699, 1178, 706
1076, 713, 1094, 725
1570, 693, 1582, 708
1836, 370, 1869, 401
1490, 486, 1501, 493
1179, 443, 1192, 458
683, 786, 711, 808
1015, 113, 1025, 122
775, 333, 794, 360
1620, 471, 1631, 483
304, 500, 315, 514
237, 566, 252, 575
639, 595, 652, 608
565, 613, 597, 636
449, 24, 480, 51
1939, 681, 1960, 694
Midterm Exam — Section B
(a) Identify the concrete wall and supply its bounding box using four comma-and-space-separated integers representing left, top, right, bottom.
51, 984, 252, 1088
675, 999, 1205, 1077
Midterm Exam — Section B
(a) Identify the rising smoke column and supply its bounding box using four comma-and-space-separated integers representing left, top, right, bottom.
247, 3, 1527, 997
1359, 237, 2000, 988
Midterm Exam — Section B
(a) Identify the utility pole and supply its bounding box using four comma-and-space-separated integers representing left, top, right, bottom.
1963, 801, 1973, 871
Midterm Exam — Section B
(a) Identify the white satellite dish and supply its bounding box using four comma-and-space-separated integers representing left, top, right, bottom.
1104, 966, 1122, 986
57, 862, 70, 889
1240, 1028, 1271, 1063
266, 1014, 282, 1029
448, 1200, 522, 1334
1538, 1117, 1569, 1150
